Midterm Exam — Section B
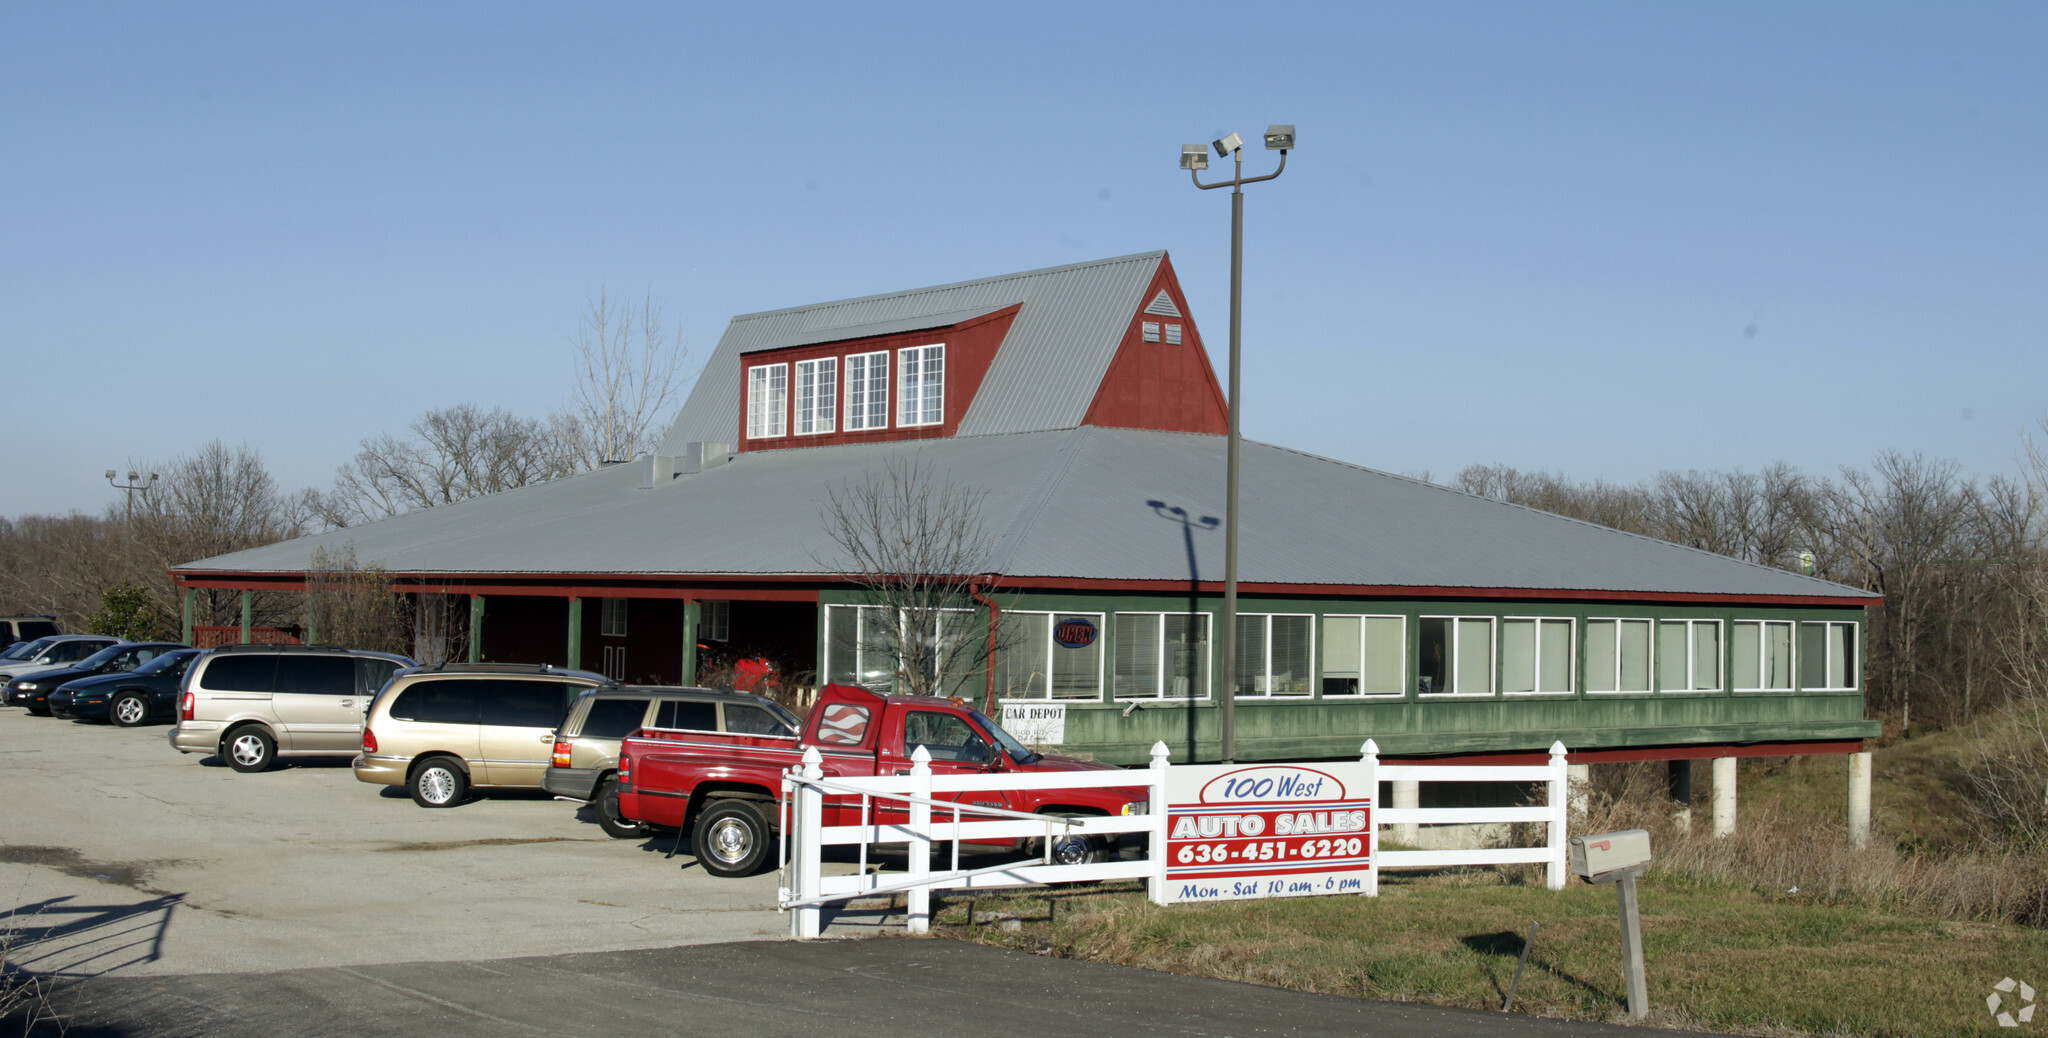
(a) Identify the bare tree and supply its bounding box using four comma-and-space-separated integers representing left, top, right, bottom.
128, 440, 305, 630
312, 404, 580, 527
304, 544, 429, 656
815, 455, 1000, 701
570, 287, 691, 468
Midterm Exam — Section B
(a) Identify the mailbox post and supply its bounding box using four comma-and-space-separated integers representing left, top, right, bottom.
1570, 829, 1652, 1020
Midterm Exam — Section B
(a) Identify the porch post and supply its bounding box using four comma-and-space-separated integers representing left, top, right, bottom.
566, 596, 583, 670
468, 595, 485, 663
180, 587, 194, 645
681, 599, 701, 685
239, 591, 252, 644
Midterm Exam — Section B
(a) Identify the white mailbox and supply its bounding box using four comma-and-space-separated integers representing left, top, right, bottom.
1569, 828, 1652, 880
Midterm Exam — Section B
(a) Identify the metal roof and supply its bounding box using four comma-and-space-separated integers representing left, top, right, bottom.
179, 427, 1873, 601
658, 252, 1166, 452
736, 304, 1016, 354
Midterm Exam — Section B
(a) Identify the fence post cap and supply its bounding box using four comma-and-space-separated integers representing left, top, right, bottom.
801, 746, 822, 765
910, 745, 931, 766
1549, 741, 1568, 757
1149, 741, 1171, 762
1361, 738, 1379, 758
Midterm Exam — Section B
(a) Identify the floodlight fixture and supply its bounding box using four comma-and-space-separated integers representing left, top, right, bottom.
1264, 124, 1295, 150
105, 469, 117, 480
127, 470, 139, 481
1180, 145, 1209, 171
1211, 131, 1243, 157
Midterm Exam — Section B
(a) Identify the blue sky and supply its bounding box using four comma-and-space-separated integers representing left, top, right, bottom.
5, 2, 2044, 517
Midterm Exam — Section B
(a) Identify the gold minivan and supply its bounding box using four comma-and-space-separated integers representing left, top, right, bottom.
353, 664, 607, 807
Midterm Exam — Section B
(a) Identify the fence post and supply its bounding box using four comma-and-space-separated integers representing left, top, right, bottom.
1547, 741, 1569, 891
1147, 741, 1171, 906
793, 747, 824, 938
1361, 739, 1380, 897
907, 745, 932, 934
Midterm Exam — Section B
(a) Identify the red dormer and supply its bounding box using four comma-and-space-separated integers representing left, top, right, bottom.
735, 305, 1020, 451
1081, 257, 1228, 435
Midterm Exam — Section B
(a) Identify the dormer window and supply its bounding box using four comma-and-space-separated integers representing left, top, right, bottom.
898, 344, 944, 427
845, 351, 889, 431
747, 363, 787, 439
795, 358, 837, 435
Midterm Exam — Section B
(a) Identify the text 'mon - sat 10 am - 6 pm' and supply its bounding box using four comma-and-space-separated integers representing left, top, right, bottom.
1163, 763, 1374, 903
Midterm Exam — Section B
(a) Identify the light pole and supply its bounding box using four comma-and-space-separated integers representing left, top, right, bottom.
1183, 124, 1293, 763
105, 469, 158, 527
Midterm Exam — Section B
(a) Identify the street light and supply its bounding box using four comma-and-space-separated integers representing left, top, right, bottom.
106, 468, 158, 526
1182, 123, 1293, 764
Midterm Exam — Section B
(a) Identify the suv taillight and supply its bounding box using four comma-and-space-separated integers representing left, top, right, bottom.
551, 739, 572, 768
180, 692, 194, 721
618, 753, 631, 783
363, 728, 378, 753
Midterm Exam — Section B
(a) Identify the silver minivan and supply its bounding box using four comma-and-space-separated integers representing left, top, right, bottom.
169, 645, 415, 772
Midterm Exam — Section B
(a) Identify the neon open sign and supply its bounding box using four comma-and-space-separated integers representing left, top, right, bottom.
1053, 617, 1097, 649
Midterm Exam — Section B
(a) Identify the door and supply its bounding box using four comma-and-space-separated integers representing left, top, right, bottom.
476, 679, 577, 786
271, 655, 365, 751
883, 709, 1014, 837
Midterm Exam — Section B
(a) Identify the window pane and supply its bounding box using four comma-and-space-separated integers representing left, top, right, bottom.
1830, 625, 1854, 688
1233, 615, 1266, 696
582, 698, 651, 738
656, 699, 717, 731
203, 655, 277, 692
1164, 613, 1208, 697
1692, 623, 1720, 690
1321, 616, 1361, 695
1270, 616, 1312, 696
1364, 617, 1404, 694
1731, 622, 1760, 689
1657, 622, 1689, 692
392, 682, 478, 724
1419, 618, 1450, 693
1114, 613, 1160, 698
1540, 622, 1564, 696
858, 607, 897, 694
1799, 622, 1828, 688
825, 606, 860, 685
936, 610, 982, 700
276, 655, 356, 695
1585, 620, 1617, 692
1618, 620, 1651, 691
723, 702, 790, 736
999, 613, 1050, 699
481, 680, 571, 729
1456, 618, 1493, 693
1501, 619, 1536, 694
1766, 622, 1793, 689
1050, 616, 1102, 699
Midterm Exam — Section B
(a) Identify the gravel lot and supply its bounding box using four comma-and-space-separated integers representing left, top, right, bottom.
0, 708, 812, 979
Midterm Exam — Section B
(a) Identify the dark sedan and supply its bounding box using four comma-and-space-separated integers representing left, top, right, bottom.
49, 648, 203, 726
9, 642, 189, 717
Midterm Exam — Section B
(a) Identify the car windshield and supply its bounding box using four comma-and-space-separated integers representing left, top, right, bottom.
3, 638, 55, 661
76, 644, 131, 669
134, 650, 197, 676
968, 708, 1043, 766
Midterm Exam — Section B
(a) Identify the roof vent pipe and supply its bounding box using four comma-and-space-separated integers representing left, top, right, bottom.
641, 454, 676, 488
681, 442, 731, 475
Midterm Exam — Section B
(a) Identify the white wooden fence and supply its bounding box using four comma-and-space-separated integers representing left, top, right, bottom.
777, 740, 1572, 937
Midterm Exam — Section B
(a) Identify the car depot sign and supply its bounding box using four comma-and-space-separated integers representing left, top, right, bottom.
1161, 762, 1373, 903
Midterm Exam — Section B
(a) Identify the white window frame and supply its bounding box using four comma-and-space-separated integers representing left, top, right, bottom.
1584, 617, 1656, 694
1500, 616, 1575, 696
1799, 619, 1858, 691
1318, 614, 1405, 699
1418, 615, 1496, 696
600, 597, 628, 638
746, 363, 787, 439
823, 603, 977, 696
1731, 619, 1797, 692
794, 357, 837, 435
897, 343, 945, 428
1656, 618, 1723, 693
995, 610, 1106, 702
698, 600, 730, 642
1232, 612, 1315, 698
1112, 611, 1212, 701
844, 350, 890, 432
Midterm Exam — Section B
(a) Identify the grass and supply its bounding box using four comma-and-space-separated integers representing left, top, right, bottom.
935, 870, 2048, 1036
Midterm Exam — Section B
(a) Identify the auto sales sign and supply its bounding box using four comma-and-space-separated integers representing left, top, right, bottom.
1161, 762, 1373, 903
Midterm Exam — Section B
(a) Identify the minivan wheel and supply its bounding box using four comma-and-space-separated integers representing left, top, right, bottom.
409, 757, 468, 808
112, 693, 149, 727
225, 728, 276, 773
692, 800, 771, 877
595, 777, 646, 838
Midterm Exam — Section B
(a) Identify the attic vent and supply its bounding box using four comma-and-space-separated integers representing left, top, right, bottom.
1165, 323, 1183, 344
1142, 321, 1161, 342
1143, 290, 1182, 317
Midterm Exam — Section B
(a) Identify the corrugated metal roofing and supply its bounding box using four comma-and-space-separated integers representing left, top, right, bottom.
735, 304, 1015, 354
658, 252, 1165, 452
179, 427, 1874, 601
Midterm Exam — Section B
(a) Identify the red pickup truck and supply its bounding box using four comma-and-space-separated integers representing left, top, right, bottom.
616, 683, 1146, 877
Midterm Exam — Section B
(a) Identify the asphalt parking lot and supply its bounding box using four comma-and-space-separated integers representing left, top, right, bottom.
0, 708, 812, 980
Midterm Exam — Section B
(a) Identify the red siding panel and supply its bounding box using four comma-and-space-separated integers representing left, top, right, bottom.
1081, 256, 1228, 434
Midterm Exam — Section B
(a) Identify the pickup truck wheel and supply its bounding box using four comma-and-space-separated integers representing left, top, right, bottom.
693, 800, 771, 877
1038, 813, 1104, 867
409, 756, 468, 808
225, 727, 276, 773
594, 777, 646, 838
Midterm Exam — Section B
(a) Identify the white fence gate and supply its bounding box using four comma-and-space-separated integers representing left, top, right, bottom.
778, 740, 1572, 937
